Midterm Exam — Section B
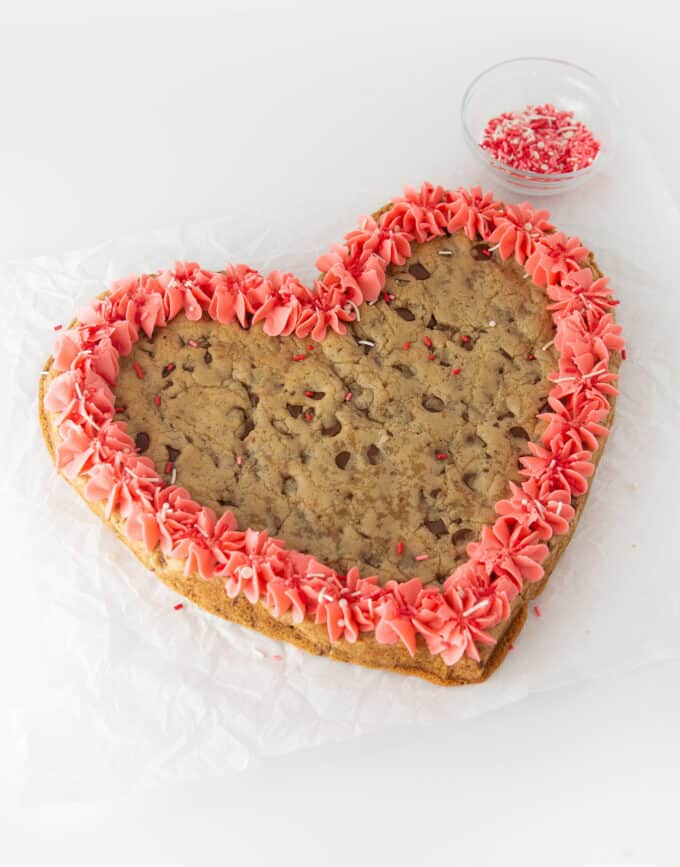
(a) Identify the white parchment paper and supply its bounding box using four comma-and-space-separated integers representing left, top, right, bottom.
2, 126, 679, 796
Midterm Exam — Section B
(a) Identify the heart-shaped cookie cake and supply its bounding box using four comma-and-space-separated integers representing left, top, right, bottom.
39, 184, 624, 686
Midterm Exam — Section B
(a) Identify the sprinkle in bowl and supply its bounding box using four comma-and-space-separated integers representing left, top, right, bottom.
461, 57, 617, 195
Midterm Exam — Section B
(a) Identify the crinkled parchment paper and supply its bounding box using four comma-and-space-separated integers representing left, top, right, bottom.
2, 127, 679, 795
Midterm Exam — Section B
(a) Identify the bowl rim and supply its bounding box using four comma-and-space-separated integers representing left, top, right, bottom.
460, 56, 612, 182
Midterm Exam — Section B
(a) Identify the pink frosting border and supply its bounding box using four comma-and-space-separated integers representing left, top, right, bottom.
44, 184, 625, 668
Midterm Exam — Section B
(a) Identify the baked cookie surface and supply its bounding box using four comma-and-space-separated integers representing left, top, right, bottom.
115, 231, 557, 585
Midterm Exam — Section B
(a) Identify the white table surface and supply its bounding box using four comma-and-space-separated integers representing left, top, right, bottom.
2, 3, 679, 865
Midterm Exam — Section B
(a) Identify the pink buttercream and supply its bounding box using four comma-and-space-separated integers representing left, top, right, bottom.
42, 183, 623, 669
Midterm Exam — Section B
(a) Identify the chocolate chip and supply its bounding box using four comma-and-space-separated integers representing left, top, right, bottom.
452, 528, 474, 545
462, 472, 477, 491
166, 445, 181, 462
335, 451, 351, 470
509, 426, 530, 440
322, 418, 342, 437
395, 307, 416, 321
426, 314, 438, 329
238, 418, 255, 440
286, 403, 303, 419
498, 348, 513, 361
425, 519, 447, 538
422, 394, 445, 413
366, 444, 381, 465
162, 380, 174, 390
182, 363, 194, 373
249, 391, 260, 408
282, 476, 298, 496
392, 364, 415, 378
204, 351, 213, 365
408, 262, 431, 280
462, 338, 474, 352
307, 391, 325, 401
135, 432, 150, 453
471, 244, 492, 260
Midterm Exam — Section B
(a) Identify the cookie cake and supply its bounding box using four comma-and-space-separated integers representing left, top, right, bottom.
39, 183, 624, 686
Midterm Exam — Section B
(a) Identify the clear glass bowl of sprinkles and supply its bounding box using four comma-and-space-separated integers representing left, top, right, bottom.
461, 57, 616, 195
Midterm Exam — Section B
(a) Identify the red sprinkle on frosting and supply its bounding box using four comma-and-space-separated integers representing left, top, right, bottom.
533, 605, 542, 618
174, 603, 184, 610
53, 324, 63, 331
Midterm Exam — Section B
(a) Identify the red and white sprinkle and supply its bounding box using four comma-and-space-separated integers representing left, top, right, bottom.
414, 553, 429, 562
533, 605, 542, 618
481, 103, 601, 174
133, 362, 144, 379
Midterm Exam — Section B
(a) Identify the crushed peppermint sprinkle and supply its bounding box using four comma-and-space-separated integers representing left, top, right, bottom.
187, 339, 198, 348
414, 553, 429, 562
236, 455, 243, 466
292, 353, 307, 362
133, 362, 144, 379
53, 324, 63, 331
436, 452, 448, 460
488, 320, 496, 327
304, 412, 313, 422
382, 291, 392, 304
307, 344, 315, 351
461, 334, 470, 344
344, 391, 352, 401
428, 353, 436, 361
423, 335, 433, 348
481, 103, 601, 174
173, 602, 184, 610
153, 395, 161, 407
403, 341, 411, 350
451, 367, 462, 376
533, 605, 542, 618
397, 540, 404, 556
164, 461, 174, 474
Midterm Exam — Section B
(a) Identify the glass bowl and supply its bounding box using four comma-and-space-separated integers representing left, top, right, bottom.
461, 57, 616, 196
